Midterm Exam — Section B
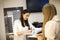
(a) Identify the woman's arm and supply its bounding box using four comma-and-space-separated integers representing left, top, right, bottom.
13, 20, 32, 36
13, 20, 24, 36
29, 22, 35, 30
17, 31, 24, 36
29, 22, 36, 34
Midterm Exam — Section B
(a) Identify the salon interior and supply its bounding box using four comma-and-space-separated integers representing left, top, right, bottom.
0, 0, 60, 40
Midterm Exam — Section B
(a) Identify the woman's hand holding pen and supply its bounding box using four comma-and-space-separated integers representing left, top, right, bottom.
17, 32, 24, 36
26, 30, 32, 33
17, 30, 32, 36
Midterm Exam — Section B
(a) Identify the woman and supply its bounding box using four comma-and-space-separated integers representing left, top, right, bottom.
13, 10, 35, 40
42, 4, 60, 40
37, 4, 57, 40
42, 4, 57, 40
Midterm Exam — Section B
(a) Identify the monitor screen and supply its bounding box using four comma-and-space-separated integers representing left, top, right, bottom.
26, 0, 49, 13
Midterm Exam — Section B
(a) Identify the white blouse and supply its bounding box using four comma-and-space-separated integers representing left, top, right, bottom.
13, 19, 35, 40
45, 15, 60, 40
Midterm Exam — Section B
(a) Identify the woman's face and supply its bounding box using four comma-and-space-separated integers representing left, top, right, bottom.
23, 13, 30, 20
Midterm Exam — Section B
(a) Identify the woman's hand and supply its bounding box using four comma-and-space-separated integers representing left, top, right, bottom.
26, 30, 32, 33
37, 33, 44, 40
17, 32, 24, 36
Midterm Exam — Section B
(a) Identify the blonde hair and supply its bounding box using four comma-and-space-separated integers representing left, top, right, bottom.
42, 3, 57, 40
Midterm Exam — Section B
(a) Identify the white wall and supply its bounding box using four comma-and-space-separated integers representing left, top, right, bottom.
4, 0, 44, 23
29, 13, 44, 23
0, 0, 6, 40
49, 0, 60, 16
4, 0, 26, 9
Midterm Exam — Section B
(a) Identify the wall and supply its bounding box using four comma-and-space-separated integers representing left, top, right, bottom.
4, 0, 26, 9
29, 13, 44, 23
0, 0, 6, 40
4, 0, 44, 23
49, 0, 60, 16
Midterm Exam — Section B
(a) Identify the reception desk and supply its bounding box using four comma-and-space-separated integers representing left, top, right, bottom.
26, 35, 37, 40
26, 34, 43, 40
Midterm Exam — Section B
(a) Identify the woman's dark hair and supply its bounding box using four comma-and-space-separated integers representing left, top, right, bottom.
20, 9, 30, 27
